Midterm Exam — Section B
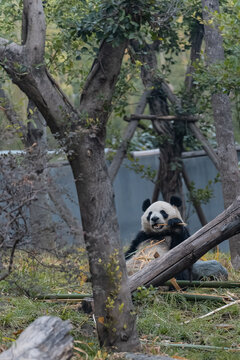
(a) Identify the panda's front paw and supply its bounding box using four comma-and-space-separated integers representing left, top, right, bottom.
168, 218, 182, 227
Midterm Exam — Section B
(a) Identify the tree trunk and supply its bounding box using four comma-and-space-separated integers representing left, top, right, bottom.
202, 0, 240, 269
129, 196, 240, 292
0, 1, 140, 351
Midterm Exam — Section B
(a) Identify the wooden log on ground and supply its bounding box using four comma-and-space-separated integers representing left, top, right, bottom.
129, 197, 240, 293
0, 316, 73, 360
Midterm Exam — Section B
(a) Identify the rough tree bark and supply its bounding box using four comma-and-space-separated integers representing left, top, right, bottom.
202, 0, 240, 269
129, 196, 240, 292
0, 0, 139, 351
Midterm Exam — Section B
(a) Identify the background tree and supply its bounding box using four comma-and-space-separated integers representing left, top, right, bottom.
201, 0, 240, 269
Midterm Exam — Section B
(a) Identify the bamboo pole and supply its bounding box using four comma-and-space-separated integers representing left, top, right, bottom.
36, 293, 92, 300
164, 280, 240, 288
158, 292, 233, 303
35, 280, 240, 301
141, 339, 240, 352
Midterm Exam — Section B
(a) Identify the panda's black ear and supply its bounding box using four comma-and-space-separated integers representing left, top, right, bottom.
170, 196, 182, 208
142, 199, 151, 212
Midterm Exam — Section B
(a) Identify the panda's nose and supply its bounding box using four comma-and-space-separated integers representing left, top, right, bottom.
151, 216, 159, 223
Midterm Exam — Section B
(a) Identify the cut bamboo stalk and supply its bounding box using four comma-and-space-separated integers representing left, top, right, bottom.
183, 299, 240, 324
36, 293, 92, 300
141, 339, 240, 352
35, 280, 240, 301
163, 280, 240, 288
158, 292, 234, 303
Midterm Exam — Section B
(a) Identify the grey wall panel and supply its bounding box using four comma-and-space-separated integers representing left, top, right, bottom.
49, 150, 238, 252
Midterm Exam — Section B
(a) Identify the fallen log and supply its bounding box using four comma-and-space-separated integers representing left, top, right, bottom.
0, 316, 73, 360
129, 197, 240, 293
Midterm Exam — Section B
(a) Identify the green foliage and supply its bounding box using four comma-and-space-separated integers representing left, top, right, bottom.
74, 0, 181, 44
129, 125, 162, 151
187, 174, 220, 206
132, 285, 158, 304
0, 0, 22, 41
125, 155, 157, 183
111, 60, 140, 118
193, 0, 240, 96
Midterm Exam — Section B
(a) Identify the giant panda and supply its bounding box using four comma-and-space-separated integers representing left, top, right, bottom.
125, 196, 192, 281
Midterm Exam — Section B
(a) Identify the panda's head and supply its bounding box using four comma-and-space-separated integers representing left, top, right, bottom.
141, 196, 183, 234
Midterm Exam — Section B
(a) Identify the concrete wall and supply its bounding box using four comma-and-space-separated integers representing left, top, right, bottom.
51, 149, 237, 252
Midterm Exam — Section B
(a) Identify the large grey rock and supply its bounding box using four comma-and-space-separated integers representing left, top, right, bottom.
0, 316, 73, 360
192, 260, 228, 281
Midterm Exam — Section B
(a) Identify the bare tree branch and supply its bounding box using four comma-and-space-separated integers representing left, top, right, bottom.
108, 91, 149, 182
181, 164, 208, 226
188, 122, 220, 170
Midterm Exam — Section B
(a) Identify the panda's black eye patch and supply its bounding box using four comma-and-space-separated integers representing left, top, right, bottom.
147, 211, 152, 221
160, 210, 168, 219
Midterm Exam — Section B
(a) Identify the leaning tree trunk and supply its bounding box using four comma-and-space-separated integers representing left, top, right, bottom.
202, 0, 240, 269
0, 0, 140, 351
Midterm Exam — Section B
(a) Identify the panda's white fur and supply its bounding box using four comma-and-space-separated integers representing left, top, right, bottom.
125, 197, 189, 278
141, 201, 183, 234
